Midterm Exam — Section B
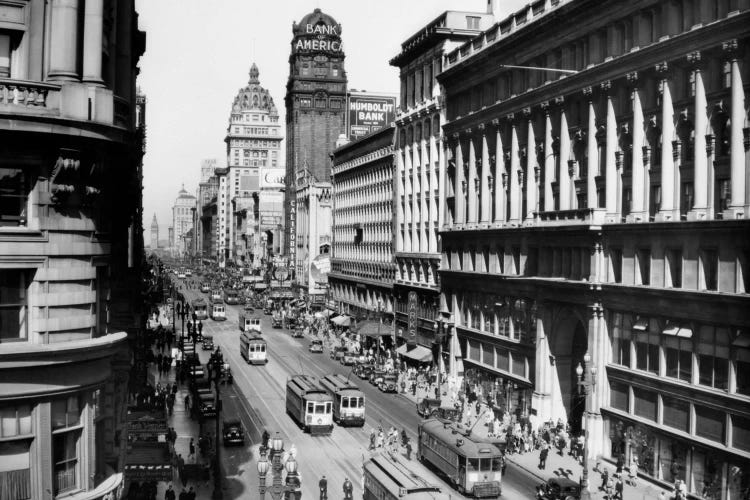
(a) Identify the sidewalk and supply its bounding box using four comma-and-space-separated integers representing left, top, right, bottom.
397, 389, 670, 499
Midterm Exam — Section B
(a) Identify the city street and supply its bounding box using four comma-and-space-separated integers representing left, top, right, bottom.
176, 278, 538, 499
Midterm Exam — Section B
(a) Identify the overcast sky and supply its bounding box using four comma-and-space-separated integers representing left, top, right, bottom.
136, 0, 528, 233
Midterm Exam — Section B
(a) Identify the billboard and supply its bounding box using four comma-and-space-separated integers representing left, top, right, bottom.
259, 168, 285, 190
347, 92, 397, 141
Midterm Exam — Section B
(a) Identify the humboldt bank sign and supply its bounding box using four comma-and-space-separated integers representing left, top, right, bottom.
295, 23, 342, 52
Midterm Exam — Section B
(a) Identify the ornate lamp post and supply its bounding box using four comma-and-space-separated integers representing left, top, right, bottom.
434, 311, 454, 400
257, 432, 300, 500
576, 351, 597, 500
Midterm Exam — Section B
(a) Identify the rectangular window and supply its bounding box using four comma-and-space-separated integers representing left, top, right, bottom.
637, 248, 651, 285
0, 405, 32, 438
609, 381, 629, 411
698, 326, 729, 390
667, 248, 682, 288
496, 347, 509, 371
0, 270, 29, 343
610, 248, 622, 283
633, 387, 657, 421
466, 16, 481, 29
51, 396, 80, 431
0, 167, 29, 227
611, 313, 631, 367
315, 98, 326, 108
468, 340, 480, 361
53, 430, 80, 494
664, 334, 692, 383
701, 249, 718, 291
732, 414, 750, 452
511, 355, 525, 377
695, 405, 725, 443
662, 396, 689, 432
634, 327, 659, 375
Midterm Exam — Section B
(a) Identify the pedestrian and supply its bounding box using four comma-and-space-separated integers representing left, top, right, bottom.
539, 442, 549, 470
188, 438, 195, 461
615, 475, 624, 500
164, 484, 176, 500
369, 429, 376, 450
178, 488, 187, 500
177, 454, 186, 487
184, 394, 190, 413
600, 468, 610, 492
343, 477, 353, 500
319, 475, 328, 500
405, 438, 412, 460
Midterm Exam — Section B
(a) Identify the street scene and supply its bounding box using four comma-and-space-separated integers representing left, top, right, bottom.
1, 1, 749, 500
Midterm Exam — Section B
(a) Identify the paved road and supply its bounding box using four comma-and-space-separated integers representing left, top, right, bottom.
175, 278, 538, 499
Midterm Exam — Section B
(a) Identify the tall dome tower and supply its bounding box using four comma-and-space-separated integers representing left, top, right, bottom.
150, 213, 159, 248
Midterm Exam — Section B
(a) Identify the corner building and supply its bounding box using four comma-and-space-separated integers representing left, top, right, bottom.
389, 10, 494, 354
436, 0, 750, 497
0, 0, 146, 499
284, 8, 347, 279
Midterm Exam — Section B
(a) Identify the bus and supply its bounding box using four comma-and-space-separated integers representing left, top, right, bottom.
238, 311, 261, 333
224, 288, 241, 305
209, 297, 226, 321
319, 374, 365, 427
285, 375, 333, 435
417, 419, 502, 498
239, 332, 268, 365
363, 451, 452, 500
191, 298, 208, 320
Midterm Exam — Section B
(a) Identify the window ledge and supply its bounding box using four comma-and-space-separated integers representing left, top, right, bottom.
0, 227, 45, 241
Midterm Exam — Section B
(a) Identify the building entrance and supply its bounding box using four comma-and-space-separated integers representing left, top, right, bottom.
568, 322, 588, 434
549, 308, 588, 434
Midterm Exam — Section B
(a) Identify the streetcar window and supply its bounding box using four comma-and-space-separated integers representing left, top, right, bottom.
468, 458, 479, 471
307, 402, 314, 413
358, 397, 364, 408
342, 397, 349, 408
480, 458, 492, 471
315, 404, 325, 414
492, 457, 502, 471
325, 402, 332, 413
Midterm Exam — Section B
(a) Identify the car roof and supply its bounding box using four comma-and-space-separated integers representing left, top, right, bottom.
223, 419, 241, 426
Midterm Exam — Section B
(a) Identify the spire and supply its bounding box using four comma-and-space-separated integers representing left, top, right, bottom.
249, 63, 259, 84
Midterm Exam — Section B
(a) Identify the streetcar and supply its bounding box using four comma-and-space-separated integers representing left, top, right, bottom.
239, 331, 268, 365
417, 419, 502, 498
319, 374, 365, 427
191, 297, 209, 320
224, 288, 241, 305
364, 451, 452, 500
285, 375, 333, 435
238, 311, 262, 333
208, 297, 226, 321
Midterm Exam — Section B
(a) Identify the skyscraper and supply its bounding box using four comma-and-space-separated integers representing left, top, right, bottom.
150, 213, 159, 248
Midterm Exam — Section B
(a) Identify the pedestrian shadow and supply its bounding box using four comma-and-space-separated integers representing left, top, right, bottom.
551, 467, 574, 479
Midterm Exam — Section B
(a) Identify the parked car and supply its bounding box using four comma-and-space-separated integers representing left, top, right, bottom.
202, 336, 214, 351
416, 398, 461, 421
331, 346, 347, 362
378, 374, 398, 393
545, 477, 581, 500
222, 420, 245, 446
341, 352, 357, 366
355, 363, 375, 380
368, 368, 387, 386
309, 339, 323, 353
263, 307, 272, 315
271, 316, 283, 328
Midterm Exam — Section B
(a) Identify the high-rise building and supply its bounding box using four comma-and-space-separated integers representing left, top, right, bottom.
171, 186, 196, 258
150, 213, 160, 248
284, 8, 348, 277
197, 159, 219, 259
436, 1, 750, 497
389, 9, 494, 355
220, 64, 282, 266
0, 1, 146, 498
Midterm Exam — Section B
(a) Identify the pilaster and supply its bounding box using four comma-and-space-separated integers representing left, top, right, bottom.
542, 102, 555, 212
453, 133, 466, 226
723, 39, 747, 219
492, 119, 507, 226
48, 0, 81, 82
557, 98, 572, 211
584, 87, 598, 209
687, 51, 709, 220
508, 115, 522, 224
603, 80, 620, 222
627, 71, 647, 221
524, 108, 537, 224
655, 62, 678, 221
479, 124, 491, 226
82, 0, 104, 85
467, 128, 479, 225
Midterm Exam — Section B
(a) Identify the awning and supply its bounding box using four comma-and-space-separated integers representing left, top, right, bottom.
124, 443, 173, 481
331, 315, 352, 327
396, 344, 433, 363
355, 320, 389, 337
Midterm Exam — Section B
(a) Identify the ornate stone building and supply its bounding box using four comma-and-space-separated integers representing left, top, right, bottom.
389, 9, 494, 355
284, 8, 348, 278
0, 0, 146, 499
437, 0, 750, 497
330, 125, 396, 324
171, 185, 195, 258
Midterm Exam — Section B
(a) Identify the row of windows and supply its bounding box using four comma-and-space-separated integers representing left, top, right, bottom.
465, 338, 529, 380
298, 96, 343, 109
230, 139, 280, 148
231, 127, 277, 136
232, 150, 277, 159
231, 113, 277, 123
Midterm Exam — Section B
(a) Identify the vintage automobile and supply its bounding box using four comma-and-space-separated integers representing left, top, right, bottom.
271, 316, 283, 328
201, 336, 214, 351
330, 346, 347, 362
222, 420, 245, 446
292, 327, 304, 338
355, 363, 375, 380
378, 373, 398, 393
341, 352, 357, 366
544, 477, 581, 500
416, 398, 461, 421
309, 339, 324, 353
368, 368, 387, 386
263, 307, 272, 315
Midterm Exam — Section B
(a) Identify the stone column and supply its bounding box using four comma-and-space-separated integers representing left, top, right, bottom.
467, 129, 479, 224
82, 0, 104, 85
585, 302, 607, 460
403, 146, 413, 252
493, 120, 506, 225
439, 136, 448, 230
454, 134, 466, 225
583, 88, 598, 208
656, 62, 677, 221
688, 51, 709, 220
411, 141, 421, 250
429, 134, 439, 252
542, 102, 555, 211
508, 115, 522, 223
628, 72, 647, 221
480, 125, 491, 225
525, 108, 537, 222
558, 99, 572, 211
395, 148, 405, 251
48, 0, 81, 81
420, 136, 429, 252
724, 40, 747, 219
0, 33, 9, 77
603, 81, 619, 220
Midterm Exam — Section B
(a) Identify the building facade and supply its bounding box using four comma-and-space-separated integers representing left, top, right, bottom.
294, 177, 332, 303
437, 1, 750, 498
0, 0, 146, 498
171, 186, 195, 258
200, 197, 218, 260
330, 125, 397, 322
284, 8, 348, 273
223, 63, 282, 266
150, 214, 159, 249
196, 159, 219, 259
389, 10, 494, 353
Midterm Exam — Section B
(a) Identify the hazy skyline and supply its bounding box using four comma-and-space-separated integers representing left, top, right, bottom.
136, 0, 528, 233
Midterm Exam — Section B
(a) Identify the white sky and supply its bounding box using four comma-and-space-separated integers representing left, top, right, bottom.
136, 0, 528, 233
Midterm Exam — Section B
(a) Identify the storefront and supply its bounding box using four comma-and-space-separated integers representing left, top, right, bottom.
463, 364, 533, 421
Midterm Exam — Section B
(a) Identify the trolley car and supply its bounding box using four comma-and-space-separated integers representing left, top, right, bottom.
208, 297, 226, 321
239, 332, 268, 365
417, 419, 502, 498
364, 451, 452, 500
285, 375, 333, 435
224, 288, 241, 305
238, 311, 262, 333
319, 374, 365, 427
191, 297, 208, 320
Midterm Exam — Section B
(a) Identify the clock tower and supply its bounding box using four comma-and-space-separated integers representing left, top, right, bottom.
284, 8, 347, 268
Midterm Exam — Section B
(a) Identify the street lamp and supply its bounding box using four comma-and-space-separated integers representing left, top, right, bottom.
257, 432, 300, 500
212, 357, 223, 500
576, 351, 597, 500
434, 311, 454, 401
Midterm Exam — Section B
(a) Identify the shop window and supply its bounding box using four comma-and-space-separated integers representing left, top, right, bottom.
732, 414, 750, 452
662, 396, 689, 433
611, 312, 631, 368
659, 439, 687, 483
690, 450, 722, 500
697, 326, 729, 390
633, 387, 657, 421
609, 381, 629, 411
664, 334, 692, 383
0, 270, 30, 343
694, 405, 726, 444
53, 429, 80, 494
